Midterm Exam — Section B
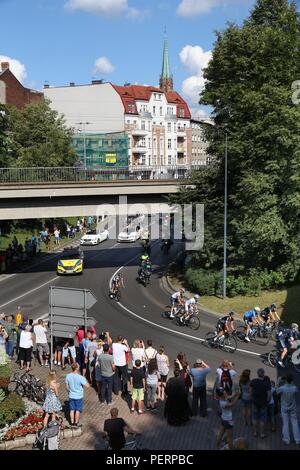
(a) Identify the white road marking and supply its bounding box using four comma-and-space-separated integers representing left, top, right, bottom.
0, 277, 59, 309
110, 252, 262, 359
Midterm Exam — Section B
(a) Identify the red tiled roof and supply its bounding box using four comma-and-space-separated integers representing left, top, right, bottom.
112, 84, 191, 119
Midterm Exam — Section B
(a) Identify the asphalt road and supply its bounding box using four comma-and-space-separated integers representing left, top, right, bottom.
0, 235, 279, 386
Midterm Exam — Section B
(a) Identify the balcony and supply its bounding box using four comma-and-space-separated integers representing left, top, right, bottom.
165, 113, 177, 121
139, 111, 152, 119
177, 146, 186, 153
177, 128, 187, 138
132, 145, 147, 154
131, 128, 148, 136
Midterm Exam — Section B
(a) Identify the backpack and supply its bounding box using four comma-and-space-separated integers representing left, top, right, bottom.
220, 368, 233, 393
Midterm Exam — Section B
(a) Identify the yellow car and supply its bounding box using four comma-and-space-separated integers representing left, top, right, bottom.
57, 248, 84, 275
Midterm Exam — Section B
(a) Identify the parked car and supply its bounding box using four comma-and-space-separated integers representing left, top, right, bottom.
80, 229, 109, 246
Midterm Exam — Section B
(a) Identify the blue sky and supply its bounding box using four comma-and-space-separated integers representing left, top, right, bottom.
0, 0, 257, 117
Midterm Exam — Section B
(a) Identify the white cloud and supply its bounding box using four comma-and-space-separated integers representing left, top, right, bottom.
177, 0, 250, 17
65, 0, 142, 18
0, 55, 27, 84
94, 56, 115, 74
179, 45, 212, 105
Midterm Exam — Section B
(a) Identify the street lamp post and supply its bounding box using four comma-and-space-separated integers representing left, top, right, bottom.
223, 131, 228, 299
76, 122, 92, 170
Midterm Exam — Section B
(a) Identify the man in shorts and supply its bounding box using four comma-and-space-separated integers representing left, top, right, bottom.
33, 319, 49, 367
65, 362, 89, 428
62, 338, 77, 370
130, 359, 146, 415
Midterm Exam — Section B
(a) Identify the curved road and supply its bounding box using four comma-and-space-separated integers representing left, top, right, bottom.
0, 238, 277, 384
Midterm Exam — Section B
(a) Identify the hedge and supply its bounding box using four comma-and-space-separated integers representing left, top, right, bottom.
0, 393, 25, 429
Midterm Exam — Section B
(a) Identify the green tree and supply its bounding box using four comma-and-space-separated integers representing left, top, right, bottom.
175, 0, 300, 290
7, 99, 76, 167
0, 104, 10, 167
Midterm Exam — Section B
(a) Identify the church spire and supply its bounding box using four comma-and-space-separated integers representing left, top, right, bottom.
159, 29, 173, 93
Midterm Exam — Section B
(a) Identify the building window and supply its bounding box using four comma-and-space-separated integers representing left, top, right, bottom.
153, 106, 156, 115
148, 138, 151, 149
160, 138, 164, 151
160, 107, 163, 116
168, 155, 172, 165
141, 121, 145, 130
179, 108, 184, 118
168, 139, 172, 149
167, 122, 171, 132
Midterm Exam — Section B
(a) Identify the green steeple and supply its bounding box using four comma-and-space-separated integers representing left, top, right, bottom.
159, 31, 173, 93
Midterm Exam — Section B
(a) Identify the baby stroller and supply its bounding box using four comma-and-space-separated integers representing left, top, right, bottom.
33, 419, 61, 450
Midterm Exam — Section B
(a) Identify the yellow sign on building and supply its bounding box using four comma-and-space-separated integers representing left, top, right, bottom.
105, 153, 117, 164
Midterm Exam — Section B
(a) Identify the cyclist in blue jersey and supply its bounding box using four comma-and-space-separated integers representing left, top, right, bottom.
243, 307, 261, 342
277, 323, 300, 367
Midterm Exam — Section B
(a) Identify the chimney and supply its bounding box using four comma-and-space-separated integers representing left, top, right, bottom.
92, 79, 103, 85
70, 82, 75, 87
1, 62, 9, 72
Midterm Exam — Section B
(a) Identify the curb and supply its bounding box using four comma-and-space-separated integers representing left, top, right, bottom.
0, 426, 82, 450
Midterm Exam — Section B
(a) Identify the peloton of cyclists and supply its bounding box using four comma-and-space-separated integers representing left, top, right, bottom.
277, 323, 300, 368
215, 311, 236, 341
243, 306, 261, 342
179, 294, 200, 324
169, 288, 185, 319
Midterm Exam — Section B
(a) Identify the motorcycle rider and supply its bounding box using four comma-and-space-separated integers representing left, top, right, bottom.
138, 259, 152, 284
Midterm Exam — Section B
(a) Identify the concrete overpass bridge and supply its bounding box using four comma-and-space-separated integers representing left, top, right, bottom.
0, 166, 194, 220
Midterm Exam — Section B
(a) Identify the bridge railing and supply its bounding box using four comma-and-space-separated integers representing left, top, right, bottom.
0, 165, 195, 184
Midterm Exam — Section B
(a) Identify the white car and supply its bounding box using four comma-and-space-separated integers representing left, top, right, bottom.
117, 227, 141, 243
80, 229, 109, 246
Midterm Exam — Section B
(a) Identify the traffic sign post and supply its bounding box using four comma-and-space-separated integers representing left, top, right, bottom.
49, 286, 97, 371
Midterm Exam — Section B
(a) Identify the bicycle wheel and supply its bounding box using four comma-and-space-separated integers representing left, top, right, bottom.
7, 380, 19, 394
236, 326, 246, 342
204, 332, 217, 348
268, 350, 279, 368
32, 386, 46, 405
222, 335, 237, 353
253, 327, 269, 346
187, 315, 200, 331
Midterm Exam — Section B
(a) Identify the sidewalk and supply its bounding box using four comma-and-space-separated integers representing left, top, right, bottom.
11, 361, 298, 451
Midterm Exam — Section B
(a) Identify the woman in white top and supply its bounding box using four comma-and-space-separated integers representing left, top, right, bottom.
93, 340, 104, 395
216, 387, 240, 450
156, 346, 169, 400
19, 325, 33, 371
131, 339, 146, 371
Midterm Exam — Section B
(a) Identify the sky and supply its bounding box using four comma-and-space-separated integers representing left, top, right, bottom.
0, 0, 257, 118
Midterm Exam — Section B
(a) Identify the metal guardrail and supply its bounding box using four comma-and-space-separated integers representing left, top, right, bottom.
0, 165, 194, 184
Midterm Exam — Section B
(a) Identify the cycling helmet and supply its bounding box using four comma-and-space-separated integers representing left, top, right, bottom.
254, 307, 261, 313
194, 294, 200, 300
229, 311, 235, 317
291, 323, 299, 331
271, 303, 276, 309
180, 288, 185, 294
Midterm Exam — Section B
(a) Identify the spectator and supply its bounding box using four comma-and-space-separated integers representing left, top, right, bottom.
98, 343, 115, 405
19, 324, 33, 371
54, 228, 61, 247
80, 331, 92, 377
112, 336, 129, 396
36, 235, 42, 254
146, 358, 160, 411
144, 340, 157, 366
46, 233, 51, 252
216, 360, 237, 395
12, 236, 18, 251
86, 335, 98, 383
0, 324, 8, 352
66, 224, 71, 238
130, 359, 146, 415
277, 373, 300, 445
131, 339, 146, 372
43, 371, 62, 428
250, 368, 271, 439
65, 362, 89, 428
103, 408, 136, 451
62, 338, 76, 370
174, 352, 191, 393
2, 315, 15, 358
164, 369, 191, 426
190, 359, 211, 417
53, 337, 65, 367
156, 346, 169, 401
216, 387, 241, 450
94, 339, 104, 396
268, 380, 277, 432
239, 369, 252, 426
34, 319, 49, 367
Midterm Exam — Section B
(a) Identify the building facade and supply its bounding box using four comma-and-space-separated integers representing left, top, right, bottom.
44, 37, 191, 170
0, 62, 43, 108
190, 119, 211, 166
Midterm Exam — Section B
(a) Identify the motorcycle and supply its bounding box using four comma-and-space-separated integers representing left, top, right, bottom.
137, 268, 151, 287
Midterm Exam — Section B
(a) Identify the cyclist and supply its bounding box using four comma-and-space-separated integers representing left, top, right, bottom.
260, 303, 280, 326
170, 288, 185, 319
243, 307, 261, 342
278, 323, 300, 368
111, 273, 124, 295
140, 253, 150, 264
180, 294, 200, 323
215, 311, 236, 341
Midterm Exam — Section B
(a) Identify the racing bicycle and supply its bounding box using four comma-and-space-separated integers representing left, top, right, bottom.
268, 348, 300, 373
204, 331, 237, 353
162, 305, 200, 330
235, 323, 269, 346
